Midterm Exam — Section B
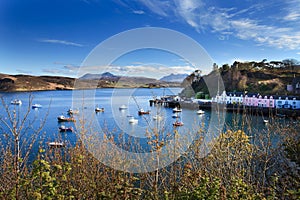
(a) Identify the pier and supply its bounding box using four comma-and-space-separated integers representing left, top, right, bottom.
149, 99, 199, 109
149, 99, 300, 119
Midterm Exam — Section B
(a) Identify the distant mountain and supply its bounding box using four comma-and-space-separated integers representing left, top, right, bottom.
79, 72, 118, 80
160, 73, 189, 82
0, 72, 181, 92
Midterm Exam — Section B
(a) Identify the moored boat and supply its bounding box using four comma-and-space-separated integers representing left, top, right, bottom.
59, 125, 74, 132
172, 114, 180, 118
57, 115, 76, 122
32, 104, 42, 109
173, 121, 184, 126
95, 107, 105, 112
196, 109, 205, 114
119, 105, 128, 110
129, 117, 138, 124
48, 142, 65, 148
11, 99, 22, 105
138, 108, 150, 115
67, 108, 79, 115
173, 107, 182, 112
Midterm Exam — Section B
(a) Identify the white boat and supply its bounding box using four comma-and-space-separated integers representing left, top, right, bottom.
138, 108, 150, 115
129, 117, 138, 124
57, 115, 76, 122
173, 121, 184, 126
11, 99, 22, 105
59, 125, 74, 132
263, 119, 269, 124
196, 110, 205, 115
153, 115, 162, 120
67, 108, 79, 115
95, 107, 104, 112
173, 107, 182, 112
32, 104, 42, 109
48, 142, 64, 148
172, 114, 180, 118
119, 105, 128, 110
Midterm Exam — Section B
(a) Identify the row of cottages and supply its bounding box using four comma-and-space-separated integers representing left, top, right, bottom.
213, 91, 300, 109
275, 96, 300, 109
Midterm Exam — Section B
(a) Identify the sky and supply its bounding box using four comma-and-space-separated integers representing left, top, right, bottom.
0, 0, 300, 79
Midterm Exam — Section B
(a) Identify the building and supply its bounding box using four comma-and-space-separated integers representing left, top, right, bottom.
257, 95, 275, 108
213, 92, 299, 109
292, 77, 300, 94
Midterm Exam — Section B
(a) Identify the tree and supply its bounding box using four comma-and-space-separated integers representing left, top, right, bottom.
0, 96, 48, 199
221, 64, 230, 72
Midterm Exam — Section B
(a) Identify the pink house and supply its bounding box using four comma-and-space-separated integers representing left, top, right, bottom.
255, 95, 275, 108
250, 95, 258, 106
243, 95, 249, 105
243, 95, 258, 106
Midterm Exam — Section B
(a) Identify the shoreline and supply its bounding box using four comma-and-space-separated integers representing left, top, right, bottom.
150, 99, 300, 118
0, 85, 182, 93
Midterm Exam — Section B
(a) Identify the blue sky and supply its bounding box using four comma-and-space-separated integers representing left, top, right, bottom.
1, 0, 300, 79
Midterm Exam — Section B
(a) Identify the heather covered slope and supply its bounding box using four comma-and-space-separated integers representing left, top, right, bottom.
181, 60, 300, 97
0, 73, 180, 92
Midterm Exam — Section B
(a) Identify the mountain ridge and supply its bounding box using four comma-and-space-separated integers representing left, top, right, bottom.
159, 73, 189, 82
0, 72, 180, 92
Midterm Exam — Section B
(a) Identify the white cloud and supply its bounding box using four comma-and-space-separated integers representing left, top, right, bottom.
76, 64, 196, 79
133, 10, 145, 14
38, 39, 84, 47
284, 12, 300, 21
137, 0, 170, 17
283, 0, 300, 21
125, 0, 300, 50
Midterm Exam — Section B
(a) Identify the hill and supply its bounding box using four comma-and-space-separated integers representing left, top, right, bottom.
180, 60, 300, 97
0, 72, 180, 92
0, 73, 75, 91
159, 73, 189, 83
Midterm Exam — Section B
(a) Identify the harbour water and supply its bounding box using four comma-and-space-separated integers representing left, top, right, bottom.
0, 88, 293, 159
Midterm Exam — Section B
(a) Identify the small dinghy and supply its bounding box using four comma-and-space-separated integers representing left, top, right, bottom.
57, 115, 76, 122
129, 117, 138, 124
11, 99, 22, 105
173, 121, 184, 127
59, 125, 74, 132
32, 104, 42, 109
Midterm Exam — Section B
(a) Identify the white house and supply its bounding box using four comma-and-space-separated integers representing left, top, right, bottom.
212, 91, 227, 104
213, 92, 299, 109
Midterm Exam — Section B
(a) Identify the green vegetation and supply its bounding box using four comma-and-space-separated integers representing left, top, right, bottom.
0, 100, 300, 199
181, 59, 300, 96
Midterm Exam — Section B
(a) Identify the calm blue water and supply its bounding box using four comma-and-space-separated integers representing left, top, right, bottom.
0, 88, 291, 159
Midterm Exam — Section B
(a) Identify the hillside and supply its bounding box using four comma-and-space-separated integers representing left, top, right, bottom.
0, 74, 75, 91
159, 73, 189, 83
0, 73, 180, 92
180, 60, 300, 97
